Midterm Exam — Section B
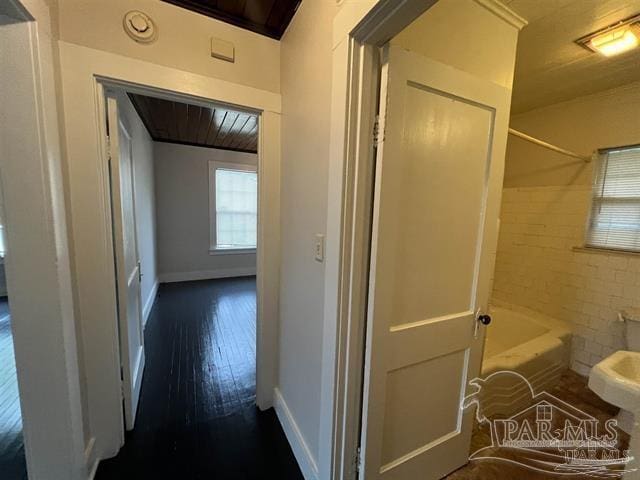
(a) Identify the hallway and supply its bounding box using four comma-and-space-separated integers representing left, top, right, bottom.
95, 277, 302, 479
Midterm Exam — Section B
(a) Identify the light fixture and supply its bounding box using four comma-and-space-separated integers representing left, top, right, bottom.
576, 14, 640, 57
590, 28, 638, 56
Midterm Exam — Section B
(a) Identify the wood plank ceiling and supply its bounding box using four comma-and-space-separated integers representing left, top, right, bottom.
162, 0, 301, 39
129, 93, 258, 153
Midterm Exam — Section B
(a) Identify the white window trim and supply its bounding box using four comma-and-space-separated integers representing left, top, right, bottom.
208, 160, 258, 254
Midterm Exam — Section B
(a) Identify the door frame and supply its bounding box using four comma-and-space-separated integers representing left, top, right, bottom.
321, 1, 526, 479
95, 75, 277, 449
58, 40, 281, 468
0, 0, 86, 478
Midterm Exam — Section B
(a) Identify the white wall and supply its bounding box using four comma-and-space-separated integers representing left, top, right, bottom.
57, 0, 280, 94
391, 0, 519, 89
116, 93, 158, 323
504, 80, 640, 188
279, 0, 339, 470
494, 81, 640, 376
154, 142, 257, 282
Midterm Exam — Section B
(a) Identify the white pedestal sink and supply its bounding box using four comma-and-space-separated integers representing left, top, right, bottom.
589, 351, 640, 480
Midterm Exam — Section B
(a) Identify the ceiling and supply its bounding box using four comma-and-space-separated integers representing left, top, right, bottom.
129, 93, 259, 153
162, 0, 301, 39
506, 0, 640, 114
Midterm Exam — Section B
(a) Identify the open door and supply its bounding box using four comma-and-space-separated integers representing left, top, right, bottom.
107, 95, 146, 431
359, 45, 510, 479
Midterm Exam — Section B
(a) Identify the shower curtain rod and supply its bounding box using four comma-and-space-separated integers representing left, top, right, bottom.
508, 128, 592, 163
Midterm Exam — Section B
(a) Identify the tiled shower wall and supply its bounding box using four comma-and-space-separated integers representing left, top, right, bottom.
492, 185, 638, 376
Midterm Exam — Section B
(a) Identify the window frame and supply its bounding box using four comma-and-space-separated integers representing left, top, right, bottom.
208, 160, 258, 255
585, 144, 640, 254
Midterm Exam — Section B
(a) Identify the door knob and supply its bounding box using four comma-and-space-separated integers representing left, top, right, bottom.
478, 314, 492, 326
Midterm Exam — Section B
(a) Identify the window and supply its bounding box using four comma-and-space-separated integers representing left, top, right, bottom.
209, 161, 257, 252
586, 145, 640, 252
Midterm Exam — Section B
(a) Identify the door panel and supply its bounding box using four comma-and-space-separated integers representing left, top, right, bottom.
107, 95, 145, 432
360, 45, 511, 480
391, 84, 493, 325
381, 349, 467, 465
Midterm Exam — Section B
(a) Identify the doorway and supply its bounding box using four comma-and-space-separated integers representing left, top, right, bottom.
94, 83, 295, 477
57, 44, 281, 468
323, 1, 527, 479
103, 87, 265, 430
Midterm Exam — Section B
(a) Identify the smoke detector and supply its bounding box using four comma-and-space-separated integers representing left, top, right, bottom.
123, 11, 157, 44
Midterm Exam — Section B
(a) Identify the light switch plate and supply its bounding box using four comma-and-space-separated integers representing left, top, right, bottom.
314, 234, 325, 262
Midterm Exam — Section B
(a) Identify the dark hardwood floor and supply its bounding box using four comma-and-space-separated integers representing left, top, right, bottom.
0, 298, 27, 480
96, 277, 303, 480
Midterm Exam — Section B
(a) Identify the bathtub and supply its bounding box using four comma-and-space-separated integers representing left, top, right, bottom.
479, 305, 572, 416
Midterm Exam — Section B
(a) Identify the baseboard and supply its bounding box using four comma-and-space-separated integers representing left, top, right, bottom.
158, 266, 256, 284
85, 437, 99, 480
273, 388, 319, 480
142, 280, 158, 327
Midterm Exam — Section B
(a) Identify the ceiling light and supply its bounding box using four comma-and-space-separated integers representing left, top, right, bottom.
590, 28, 638, 56
576, 13, 640, 57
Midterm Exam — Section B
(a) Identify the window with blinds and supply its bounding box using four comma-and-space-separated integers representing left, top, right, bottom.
586, 145, 640, 252
210, 162, 257, 251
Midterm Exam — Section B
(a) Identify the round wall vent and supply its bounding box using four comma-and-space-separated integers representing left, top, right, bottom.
123, 11, 157, 44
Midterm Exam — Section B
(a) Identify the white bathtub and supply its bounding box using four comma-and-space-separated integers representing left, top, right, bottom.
479, 305, 572, 416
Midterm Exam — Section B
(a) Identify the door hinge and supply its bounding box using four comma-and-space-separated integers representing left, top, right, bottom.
354, 446, 362, 476
373, 115, 381, 146
106, 135, 112, 161
137, 260, 143, 283
120, 366, 125, 398
373, 112, 386, 147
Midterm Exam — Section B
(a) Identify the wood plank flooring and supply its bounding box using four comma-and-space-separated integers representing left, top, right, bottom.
96, 277, 303, 480
0, 298, 27, 480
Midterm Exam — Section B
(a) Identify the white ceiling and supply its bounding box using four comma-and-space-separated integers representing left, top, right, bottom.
506, 0, 640, 114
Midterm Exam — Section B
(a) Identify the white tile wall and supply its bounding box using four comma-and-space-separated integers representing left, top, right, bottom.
492, 185, 636, 376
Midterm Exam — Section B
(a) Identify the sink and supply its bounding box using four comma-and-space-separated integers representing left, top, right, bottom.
589, 351, 640, 419
589, 351, 640, 479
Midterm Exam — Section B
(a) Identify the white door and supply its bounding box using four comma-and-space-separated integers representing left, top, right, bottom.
107, 95, 145, 431
359, 45, 510, 479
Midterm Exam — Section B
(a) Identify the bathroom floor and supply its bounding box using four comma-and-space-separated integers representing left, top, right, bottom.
446, 370, 630, 480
